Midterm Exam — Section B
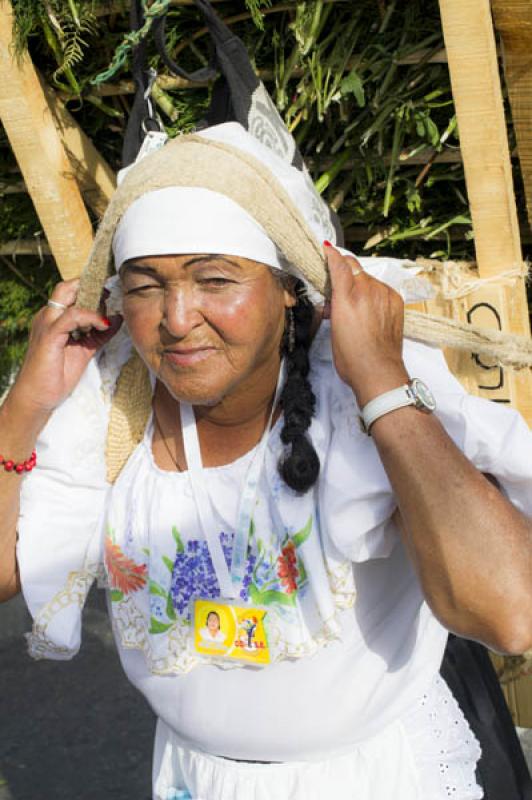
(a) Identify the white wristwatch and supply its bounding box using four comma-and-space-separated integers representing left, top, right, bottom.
360, 378, 436, 434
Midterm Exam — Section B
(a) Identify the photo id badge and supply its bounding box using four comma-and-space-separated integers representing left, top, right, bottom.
192, 598, 270, 666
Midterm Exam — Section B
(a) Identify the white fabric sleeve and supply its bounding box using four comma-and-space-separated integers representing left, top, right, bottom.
315, 330, 532, 564
402, 338, 532, 518
16, 358, 110, 660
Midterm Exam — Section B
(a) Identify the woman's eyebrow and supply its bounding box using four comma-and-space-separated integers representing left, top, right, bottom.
184, 255, 243, 270
120, 256, 243, 276
120, 263, 161, 277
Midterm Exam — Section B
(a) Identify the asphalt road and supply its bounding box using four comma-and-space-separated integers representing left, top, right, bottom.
0, 588, 154, 800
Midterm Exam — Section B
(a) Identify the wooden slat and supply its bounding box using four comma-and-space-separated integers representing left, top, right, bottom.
434, 0, 532, 728
489, 12, 532, 656
41, 76, 116, 218
0, 0, 93, 280
433, 0, 532, 428
491, 0, 532, 230
1, 79, 116, 217
438, 0, 522, 274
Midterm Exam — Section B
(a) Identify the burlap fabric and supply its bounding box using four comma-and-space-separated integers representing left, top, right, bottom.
73, 132, 532, 483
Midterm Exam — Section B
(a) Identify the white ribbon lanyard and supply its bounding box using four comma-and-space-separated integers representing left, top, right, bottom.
180, 363, 285, 599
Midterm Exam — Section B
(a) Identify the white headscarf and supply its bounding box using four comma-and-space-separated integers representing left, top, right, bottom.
110, 123, 433, 308
112, 187, 289, 274
111, 123, 337, 305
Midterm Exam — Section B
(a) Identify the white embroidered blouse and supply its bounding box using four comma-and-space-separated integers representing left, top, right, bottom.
15, 269, 532, 765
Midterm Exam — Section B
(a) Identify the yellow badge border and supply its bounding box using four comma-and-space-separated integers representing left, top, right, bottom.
191, 597, 271, 666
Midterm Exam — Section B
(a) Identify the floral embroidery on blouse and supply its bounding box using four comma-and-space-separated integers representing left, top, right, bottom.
110, 515, 314, 637
104, 530, 147, 600
169, 528, 257, 617
249, 515, 311, 607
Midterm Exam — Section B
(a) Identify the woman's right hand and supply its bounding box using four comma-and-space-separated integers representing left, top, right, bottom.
8, 277, 123, 416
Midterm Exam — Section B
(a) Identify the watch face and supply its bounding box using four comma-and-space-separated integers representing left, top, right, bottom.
410, 379, 436, 411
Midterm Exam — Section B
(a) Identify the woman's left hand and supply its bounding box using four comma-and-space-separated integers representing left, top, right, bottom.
323, 243, 409, 408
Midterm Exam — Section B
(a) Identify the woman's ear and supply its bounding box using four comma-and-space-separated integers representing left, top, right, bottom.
281, 275, 297, 308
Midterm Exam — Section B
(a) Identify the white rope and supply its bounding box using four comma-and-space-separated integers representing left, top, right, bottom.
406, 258, 530, 301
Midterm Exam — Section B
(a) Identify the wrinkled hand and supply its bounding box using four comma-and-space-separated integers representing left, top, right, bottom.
9, 278, 123, 417
323, 244, 409, 409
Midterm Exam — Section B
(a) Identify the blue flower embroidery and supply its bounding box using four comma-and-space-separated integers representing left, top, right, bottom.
170, 531, 256, 620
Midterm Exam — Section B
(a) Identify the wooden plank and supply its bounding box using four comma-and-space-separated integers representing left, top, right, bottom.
40, 75, 116, 219
434, 0, 532, 727
0, 0, 93, 280
1, 80, 116, 218
490, 654, 532, 728
435, 0, 532, 427
491, 0, 532, 230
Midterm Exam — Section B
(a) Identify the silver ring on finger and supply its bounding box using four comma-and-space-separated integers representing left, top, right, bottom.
47, 299, 69, 311
351, 266, 364, 277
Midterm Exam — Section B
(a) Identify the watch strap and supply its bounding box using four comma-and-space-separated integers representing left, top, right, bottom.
360, 384, 414, 434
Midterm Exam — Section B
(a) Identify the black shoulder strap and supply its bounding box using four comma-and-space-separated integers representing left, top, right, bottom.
121, 0, 150, 167
122, 0, 301, 167
121, 0, 343, 243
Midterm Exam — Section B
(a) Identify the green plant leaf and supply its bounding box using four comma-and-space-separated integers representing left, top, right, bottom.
110, 590, 123, 602
340, 68, 365, 107
424, 116, 440, 147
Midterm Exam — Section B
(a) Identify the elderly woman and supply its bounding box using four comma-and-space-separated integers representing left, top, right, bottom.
0, 122, 531, 800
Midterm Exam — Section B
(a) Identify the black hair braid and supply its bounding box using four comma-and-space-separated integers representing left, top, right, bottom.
278, 285, 320, 493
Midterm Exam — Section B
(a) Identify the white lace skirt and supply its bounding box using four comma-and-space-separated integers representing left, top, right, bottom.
152, 674, 483, 800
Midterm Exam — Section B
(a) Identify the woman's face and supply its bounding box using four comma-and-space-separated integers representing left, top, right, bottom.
207, 612, 220, 633
120, 253, 295, 406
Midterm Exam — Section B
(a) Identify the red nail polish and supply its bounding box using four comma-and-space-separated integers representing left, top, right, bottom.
323, 240, 332, 247
102, 317, 111, 327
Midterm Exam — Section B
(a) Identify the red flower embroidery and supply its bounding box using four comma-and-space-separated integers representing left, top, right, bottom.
276, 541, 299, 594
104, 538, 147, 595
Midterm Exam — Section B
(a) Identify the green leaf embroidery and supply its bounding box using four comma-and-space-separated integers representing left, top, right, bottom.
142, 547, 150, 557
166, 593, 177, 621
110, 589, 123, 602
253, 538, 267, 581
292, 515, 313, 548
298, 559, 308, 584
171, 526, 185, 554
249, 584, 297, 607
162, 555, 174, 573
149, 617, 174, 634
149, 579, 167, 598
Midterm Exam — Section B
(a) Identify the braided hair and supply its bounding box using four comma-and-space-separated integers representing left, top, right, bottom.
278, 280, 320, 493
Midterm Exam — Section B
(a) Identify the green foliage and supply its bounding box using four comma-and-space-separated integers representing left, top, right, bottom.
12, 0, 100, 93
244, 0, 272, 30
2, 0, 529, 390
0, 255, 59, 395
0, 193, 36, 243
0, 180, 60, 394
